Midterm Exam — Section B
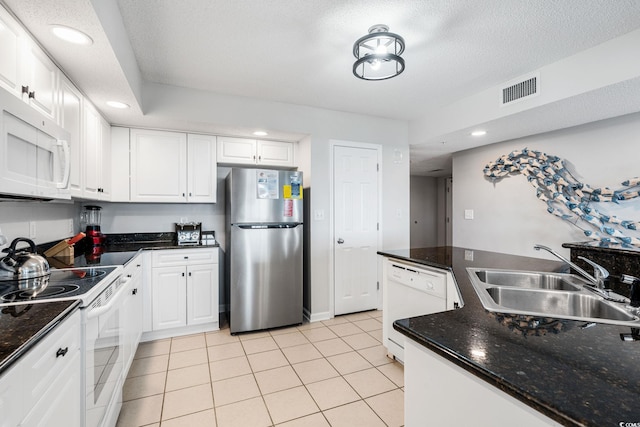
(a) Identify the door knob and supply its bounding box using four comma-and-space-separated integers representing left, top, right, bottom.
337, 238, 344, 244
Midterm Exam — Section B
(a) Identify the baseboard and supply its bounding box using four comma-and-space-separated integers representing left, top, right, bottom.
141, 322, 220, 342
304, 308, 331, 323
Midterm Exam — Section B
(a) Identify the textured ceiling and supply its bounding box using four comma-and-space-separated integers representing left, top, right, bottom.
4, 0, 640, 176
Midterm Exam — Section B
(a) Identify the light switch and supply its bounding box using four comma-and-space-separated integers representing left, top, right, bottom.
464, 209, 474, 220
465, 250, 474, 261
314, 210, 325, 221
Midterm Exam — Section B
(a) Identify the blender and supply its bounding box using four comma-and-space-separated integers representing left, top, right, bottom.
81, 205, 106, 247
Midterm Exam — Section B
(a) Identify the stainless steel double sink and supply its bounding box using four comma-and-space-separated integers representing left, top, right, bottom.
467, 268, 640, 326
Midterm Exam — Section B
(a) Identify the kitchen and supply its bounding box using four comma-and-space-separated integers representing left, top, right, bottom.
1, 1, 640, 426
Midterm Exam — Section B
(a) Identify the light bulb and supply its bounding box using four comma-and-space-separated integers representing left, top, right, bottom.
370, 59, 381, 71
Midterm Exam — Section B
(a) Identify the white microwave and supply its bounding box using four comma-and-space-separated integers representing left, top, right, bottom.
0, 87, 70, 200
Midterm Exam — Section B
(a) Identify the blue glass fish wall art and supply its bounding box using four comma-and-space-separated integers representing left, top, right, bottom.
484, 148, 640, 247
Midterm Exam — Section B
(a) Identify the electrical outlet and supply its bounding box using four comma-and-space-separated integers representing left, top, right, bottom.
29, 221, 36, 238
464, 209, 474, 220
465, 250, 474, 261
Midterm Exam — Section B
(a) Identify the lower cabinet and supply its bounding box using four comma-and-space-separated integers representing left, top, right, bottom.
404, 339, 561, 427
150, 248, 219, 336
0, 309, 81, 427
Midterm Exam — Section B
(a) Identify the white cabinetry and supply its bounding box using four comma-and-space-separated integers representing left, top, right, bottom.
0, 5, 24, 98
0, 5, 58, 121
83, 101, 111, 200
217, 136, 294, 167
150, 248, 219, 338
59, 75, 83, 197
122, 255, 144, 374
0, 309, 81, 427
130, 129, 216, 203
404, 339, 561, 427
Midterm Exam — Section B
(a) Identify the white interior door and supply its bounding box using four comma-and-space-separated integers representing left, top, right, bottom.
333, 144, 379, 315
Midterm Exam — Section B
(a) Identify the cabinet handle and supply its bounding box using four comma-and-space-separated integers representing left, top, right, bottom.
188, 272, 192, 277
132, 288, 138, 295
258, 155, 262, 161
184, 256, 188, 259
189, 192, 192, 197
136, 264, 141, 267
182, 193, 186, 197
56, 347, 69, 358
29, 91, 36, 99
182, 272, 185, 277
127, 274, 132, 278
22, 85, 29, 95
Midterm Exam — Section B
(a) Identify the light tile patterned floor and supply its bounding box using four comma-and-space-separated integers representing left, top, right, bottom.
116, 310, 404, 427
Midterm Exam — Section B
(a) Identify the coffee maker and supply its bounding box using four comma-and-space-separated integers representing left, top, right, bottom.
81, 205, 106, 246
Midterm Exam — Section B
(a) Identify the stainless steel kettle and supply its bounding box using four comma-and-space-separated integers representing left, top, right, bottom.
0, 238, 50, 280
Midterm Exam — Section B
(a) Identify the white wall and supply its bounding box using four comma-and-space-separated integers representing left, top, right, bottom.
452, 112, 640, 259
0, 201, 76, 250
138, 83, 410, 319
410, 176, 438, 248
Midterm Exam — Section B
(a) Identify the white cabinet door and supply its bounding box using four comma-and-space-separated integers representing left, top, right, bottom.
21, 351, 81, 427
257, 140, 294, 166
187, 134, 216, 202
0, 363, 23, 427
22, 40, 58, 121
130, 129, 187, 202
98, 117, 111, 200
59, 76, 83, 197
152, 265, 188, 330
0, 5, 24, 97
187, 263, 218, 325
217, 136, 256, 164
83, 101, 101, 198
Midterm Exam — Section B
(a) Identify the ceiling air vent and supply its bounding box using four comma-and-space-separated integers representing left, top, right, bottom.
500, 73, 539, 106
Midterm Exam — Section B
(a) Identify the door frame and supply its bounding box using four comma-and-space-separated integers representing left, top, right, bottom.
329, 140, 383, 318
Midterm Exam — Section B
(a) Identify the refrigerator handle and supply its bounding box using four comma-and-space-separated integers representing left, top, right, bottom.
236, 224, 302, 230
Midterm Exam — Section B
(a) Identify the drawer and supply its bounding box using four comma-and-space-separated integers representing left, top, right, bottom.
152, 248, 218, 267
21, 309, 81, 405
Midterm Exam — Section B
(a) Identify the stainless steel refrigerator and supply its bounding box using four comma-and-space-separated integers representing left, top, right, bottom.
226, 168, 303, 333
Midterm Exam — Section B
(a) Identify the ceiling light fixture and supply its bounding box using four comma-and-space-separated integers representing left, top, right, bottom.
471, 130, 487, 137
353, 24, 405, 81
106, 101, 130, 109
253, 131, 268, 137
50, 25, 93, 45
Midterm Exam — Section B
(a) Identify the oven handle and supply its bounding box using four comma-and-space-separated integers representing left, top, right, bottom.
86, 277, 127, 320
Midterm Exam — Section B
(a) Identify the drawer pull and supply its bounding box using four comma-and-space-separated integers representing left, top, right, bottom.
56, 347, 68, 358
132, 288, 138, 295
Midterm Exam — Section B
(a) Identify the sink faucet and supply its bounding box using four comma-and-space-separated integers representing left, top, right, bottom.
533, 244, 614, 299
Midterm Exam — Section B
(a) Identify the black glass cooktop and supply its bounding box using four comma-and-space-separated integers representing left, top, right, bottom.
0, 266, 117, 304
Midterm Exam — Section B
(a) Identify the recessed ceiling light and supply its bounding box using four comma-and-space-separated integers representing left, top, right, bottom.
106, 101, 130, 109
471, 130, 487, 137
253, 131, 268, 137
50, 25, 93, 45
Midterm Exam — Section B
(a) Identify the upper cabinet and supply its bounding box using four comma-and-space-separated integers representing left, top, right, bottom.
130, 129, 216, 203
217, 136, 294, 167
59, 76, 83, 198
83, 102, 111, 200
0, 6, 58, 122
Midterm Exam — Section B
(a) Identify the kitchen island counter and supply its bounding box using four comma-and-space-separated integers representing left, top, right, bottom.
380, 246, 640, 427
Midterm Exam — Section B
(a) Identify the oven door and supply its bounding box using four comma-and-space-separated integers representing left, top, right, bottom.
84, 276, 126, 427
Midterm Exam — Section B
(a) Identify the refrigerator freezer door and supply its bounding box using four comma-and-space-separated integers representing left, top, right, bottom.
230, 224, 303, 333
228, 168, 303, 224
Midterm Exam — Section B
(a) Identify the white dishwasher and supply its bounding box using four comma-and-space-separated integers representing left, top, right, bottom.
383, 258, 448, 363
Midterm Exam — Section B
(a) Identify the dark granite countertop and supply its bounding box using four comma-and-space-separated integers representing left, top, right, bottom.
44, 232, 220, 268
0, 299, 80, 375
379, 246, 640, 427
